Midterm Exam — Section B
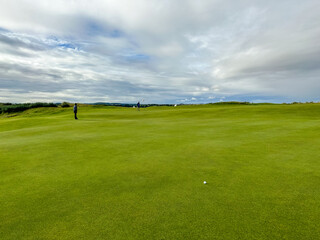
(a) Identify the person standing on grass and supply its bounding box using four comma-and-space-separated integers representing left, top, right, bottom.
137, 101, 140, 111
74, 103, 78, 119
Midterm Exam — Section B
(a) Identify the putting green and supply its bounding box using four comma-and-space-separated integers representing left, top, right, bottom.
1, 104, 320, 239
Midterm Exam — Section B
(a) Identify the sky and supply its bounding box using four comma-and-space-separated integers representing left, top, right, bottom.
0, 0, 319, 104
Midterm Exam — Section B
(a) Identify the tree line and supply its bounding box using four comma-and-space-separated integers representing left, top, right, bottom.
0, 102, 58, 114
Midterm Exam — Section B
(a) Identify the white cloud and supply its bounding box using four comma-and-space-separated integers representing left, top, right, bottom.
0, 0, 320, 103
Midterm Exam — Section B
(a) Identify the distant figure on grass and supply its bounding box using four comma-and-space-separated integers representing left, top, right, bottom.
73, 103, 78, 119
137, 101, 140, 111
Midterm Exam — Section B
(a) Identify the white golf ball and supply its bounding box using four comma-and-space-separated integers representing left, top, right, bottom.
203, 181, 207, 184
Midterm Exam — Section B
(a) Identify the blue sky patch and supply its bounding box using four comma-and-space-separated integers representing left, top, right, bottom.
124, 53, 150, 62
57, 43, 77, 50
84, 19, 124, 38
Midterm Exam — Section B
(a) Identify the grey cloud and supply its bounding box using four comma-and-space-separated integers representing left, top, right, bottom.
0, 62, 63, 81
0, 0, 320, 103
0, 33, 46, 51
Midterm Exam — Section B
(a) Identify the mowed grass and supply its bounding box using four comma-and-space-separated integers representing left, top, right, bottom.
1, 104, 320, 239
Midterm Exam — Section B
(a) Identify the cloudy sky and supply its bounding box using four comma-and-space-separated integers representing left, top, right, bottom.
0, 0, 319, 103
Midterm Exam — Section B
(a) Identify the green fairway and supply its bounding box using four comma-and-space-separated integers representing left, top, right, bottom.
1, 104, 320, 239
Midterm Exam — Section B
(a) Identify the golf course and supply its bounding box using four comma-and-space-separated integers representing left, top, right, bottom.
1, 103, 320, 239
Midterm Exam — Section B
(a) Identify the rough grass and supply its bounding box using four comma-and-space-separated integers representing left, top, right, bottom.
1, 104, 320, 239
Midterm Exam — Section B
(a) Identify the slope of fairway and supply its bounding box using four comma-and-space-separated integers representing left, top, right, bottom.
1, 104, 320, 239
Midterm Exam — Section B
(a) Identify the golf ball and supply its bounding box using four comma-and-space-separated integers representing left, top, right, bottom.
203, 181, 207, 184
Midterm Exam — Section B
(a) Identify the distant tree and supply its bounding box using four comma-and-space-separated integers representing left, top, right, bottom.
61, 102, 71, 108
